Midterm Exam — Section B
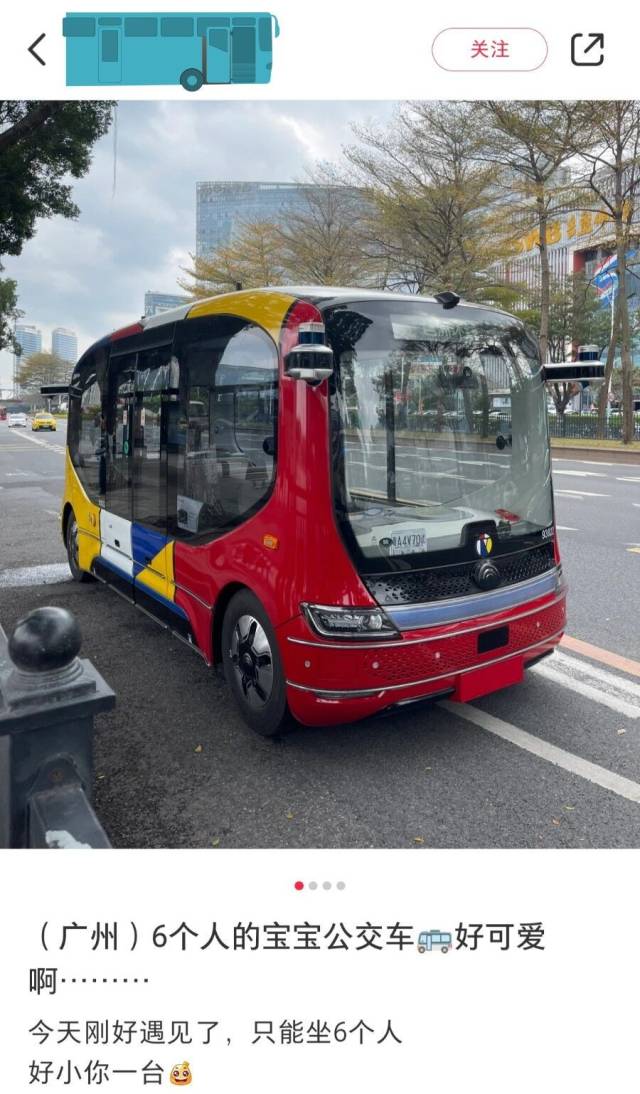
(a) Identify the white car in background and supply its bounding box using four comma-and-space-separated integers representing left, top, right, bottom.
7, 412, 28, 428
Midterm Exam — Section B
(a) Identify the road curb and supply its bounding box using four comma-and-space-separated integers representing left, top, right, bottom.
551, 444, 640, 464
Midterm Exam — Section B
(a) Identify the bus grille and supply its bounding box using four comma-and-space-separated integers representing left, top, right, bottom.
355, 597, 566, 686
364, 543, 556, 606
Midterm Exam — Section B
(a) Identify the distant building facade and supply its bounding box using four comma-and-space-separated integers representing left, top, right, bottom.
495, 163, 640, 302
144, 291, 189, 317
52, 327, 78, 364
492, 164, 640, 374
13, 324, 42, 395
196, 181, 318, 257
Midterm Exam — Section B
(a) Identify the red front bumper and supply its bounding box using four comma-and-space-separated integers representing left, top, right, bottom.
278, 588, 567, 726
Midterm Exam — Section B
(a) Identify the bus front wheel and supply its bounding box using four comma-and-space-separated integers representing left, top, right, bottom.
180, 68, 204, 92
221, 590, 291, 737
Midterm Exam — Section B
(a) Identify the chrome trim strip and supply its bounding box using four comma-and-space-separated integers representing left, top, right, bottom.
287, 590, 566, 650
386, 570, 560, 630
285, 627, 564, 699
174, 580, 212, 612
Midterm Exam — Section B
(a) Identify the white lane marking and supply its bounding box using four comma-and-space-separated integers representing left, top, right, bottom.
440, 701, 640, 805
19, 431, 65, 454
633, 503, 640, 509
556, 526, 579, 531
546, 650, 640, 704
531, 663, 640, 720
553, 459, 614, 467
46, 829, 92, 850
553, 469, 607, 478
553, 458, 640, 469
0, 563, 71, 588
555, 489, 610, 498
617, 477, 640, 483
44, 509, 61, 518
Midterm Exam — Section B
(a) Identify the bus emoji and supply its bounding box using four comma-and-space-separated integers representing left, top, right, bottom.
63, 12, 280, 91
417, 930, 452, 954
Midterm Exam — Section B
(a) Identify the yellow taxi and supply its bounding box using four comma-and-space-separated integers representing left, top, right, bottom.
31, 410, 57, 431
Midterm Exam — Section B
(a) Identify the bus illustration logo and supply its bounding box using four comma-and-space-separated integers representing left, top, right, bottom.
417, 930, 452, 954
63, 12, 280, 91
475, 532, 493, 557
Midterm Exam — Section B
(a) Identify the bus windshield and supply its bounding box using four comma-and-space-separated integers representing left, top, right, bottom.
325, 299, 553, 571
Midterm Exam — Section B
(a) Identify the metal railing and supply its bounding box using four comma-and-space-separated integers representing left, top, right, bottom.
547, 413, 640, 441
0, 607, 115, 848
396, 412, 640, 442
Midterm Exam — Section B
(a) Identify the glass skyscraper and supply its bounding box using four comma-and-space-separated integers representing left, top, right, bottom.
144, 291, 189, 317
196, 181, 318, 258
52, 327, 78, 365
13, 324, 42, 395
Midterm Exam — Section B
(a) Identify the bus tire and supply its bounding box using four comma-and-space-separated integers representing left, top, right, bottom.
66, 511, 94, 583
180, 68, 204, 92
221, 590, 290, 737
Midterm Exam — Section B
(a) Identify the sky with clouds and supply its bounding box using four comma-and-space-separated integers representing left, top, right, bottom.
0, 99, 396, 391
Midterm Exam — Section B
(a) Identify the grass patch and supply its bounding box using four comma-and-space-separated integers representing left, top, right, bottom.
551, 437, 640, 451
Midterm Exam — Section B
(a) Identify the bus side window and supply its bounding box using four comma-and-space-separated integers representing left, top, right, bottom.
62, 17, 96, 36
68, 345, 108, 504
160, 17, 194, 36
105, 351, 137, 519
258, 17, 272, 52
124, 17, 157, 37
133, 345, 172, 530
169, 315, 279, 539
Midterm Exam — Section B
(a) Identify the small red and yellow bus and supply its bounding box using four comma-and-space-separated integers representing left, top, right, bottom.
50, 287, 574, 735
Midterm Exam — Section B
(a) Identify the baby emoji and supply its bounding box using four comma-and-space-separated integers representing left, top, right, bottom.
169, 1062, 192, 1085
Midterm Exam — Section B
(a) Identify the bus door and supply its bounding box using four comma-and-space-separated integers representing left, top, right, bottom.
102, 353, 135, 597
131, 346, 175, 614
206, 27, 231, 83
231, 24, 256, 83
98, 24, 123, 83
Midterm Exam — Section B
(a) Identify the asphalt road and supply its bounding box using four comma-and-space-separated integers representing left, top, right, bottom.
1, 419, 639, 848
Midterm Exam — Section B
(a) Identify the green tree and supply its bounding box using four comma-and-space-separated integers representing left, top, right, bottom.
16, 351, 72, 394
344, 101, 505, 296
275, 172, 374, 286
517, 273, 611, 416
0, 100, 113, 350
573, 101, 640, 443
0, 276, 22, 355
476, 101, 588, 366
179, 219, 285, 298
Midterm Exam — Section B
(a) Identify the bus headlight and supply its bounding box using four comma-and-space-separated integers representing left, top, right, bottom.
302, 603, 400, 639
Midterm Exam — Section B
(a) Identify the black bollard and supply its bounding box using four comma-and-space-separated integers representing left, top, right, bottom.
0, 607, 115, 848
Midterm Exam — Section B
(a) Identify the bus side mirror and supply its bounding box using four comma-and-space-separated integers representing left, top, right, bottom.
285, 343, 334, 386
40, 385, 70, 396
542, 357, 605, 387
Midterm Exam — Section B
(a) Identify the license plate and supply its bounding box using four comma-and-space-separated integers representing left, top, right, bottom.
382, 528, 428, 556
455, 658, 523, 702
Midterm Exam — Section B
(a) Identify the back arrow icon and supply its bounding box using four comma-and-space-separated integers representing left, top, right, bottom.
28, 33, 46, 66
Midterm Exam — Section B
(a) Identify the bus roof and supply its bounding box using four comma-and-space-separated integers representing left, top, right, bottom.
270, 286, 512, 314
140, 285, 514, 330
